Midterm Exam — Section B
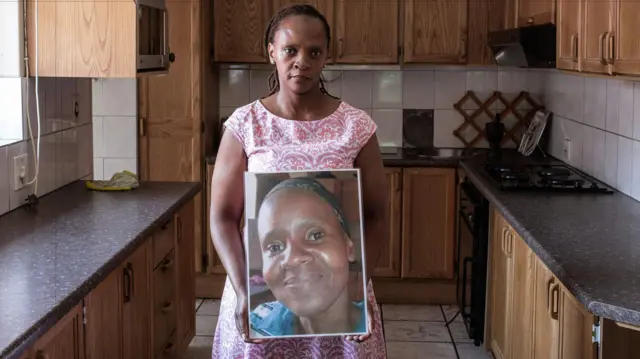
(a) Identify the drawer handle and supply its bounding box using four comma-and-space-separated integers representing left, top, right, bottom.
162, 301, 174, 313
546, 277, 555, 309
123, 265, 133, 303
35, 350, 49, 359
161, 258, 174, 270
163, 342, 175, 354
549, 283, 560, 320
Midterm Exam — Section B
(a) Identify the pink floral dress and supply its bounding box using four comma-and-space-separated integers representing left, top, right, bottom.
212, 100, 387, 359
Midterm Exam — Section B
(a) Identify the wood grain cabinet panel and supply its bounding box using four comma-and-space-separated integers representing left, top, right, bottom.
610, 0, 640, 75
517, 0, 556, 26
213, 0, 271, 63
556, 0, 581, 71
372, 168, 402, 278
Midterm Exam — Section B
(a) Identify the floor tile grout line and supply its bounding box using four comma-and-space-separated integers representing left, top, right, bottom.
441, 305, 461, 359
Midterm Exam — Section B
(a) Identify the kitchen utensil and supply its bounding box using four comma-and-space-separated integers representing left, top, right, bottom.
518, 110, 550, 156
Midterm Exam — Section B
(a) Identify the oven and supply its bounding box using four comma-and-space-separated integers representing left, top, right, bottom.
455, 176, 490, 346
137, 0, 174, 72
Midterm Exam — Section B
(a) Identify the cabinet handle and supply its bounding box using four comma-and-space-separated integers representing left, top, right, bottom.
161, 257, 174, 270
599, 32, 608, 64
177, 216, 182, 242
508, 232, 514, 254
163, 342, 176, 355
162, 301, 174, 313
139, 117, 146, 137
550, 284, 560, 320
123, 264, 133, 303
546, 277, 555, 309
573, 34, 579, 62
35, 350, 48, 359
606, 33, 615, 65
501, 227, 508, 254
338, 39, 344, 58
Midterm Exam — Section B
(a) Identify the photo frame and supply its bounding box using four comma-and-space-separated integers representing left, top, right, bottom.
243, 169, 368, 339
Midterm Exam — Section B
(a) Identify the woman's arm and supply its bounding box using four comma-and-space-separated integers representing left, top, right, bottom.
210, 130, 248, 297
354, 134, 388, 282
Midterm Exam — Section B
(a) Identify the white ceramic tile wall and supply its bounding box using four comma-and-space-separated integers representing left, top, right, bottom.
218, 66, 537, 148
92, 78, 138, 180
541, 69, 640, 202
0, 77, 93, 217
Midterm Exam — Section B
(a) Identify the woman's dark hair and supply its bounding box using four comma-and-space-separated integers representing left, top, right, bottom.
264, 4, 338, 99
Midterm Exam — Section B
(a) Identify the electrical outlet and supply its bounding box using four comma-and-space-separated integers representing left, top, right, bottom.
13, 154, 28, 191
563, 138, 571, 161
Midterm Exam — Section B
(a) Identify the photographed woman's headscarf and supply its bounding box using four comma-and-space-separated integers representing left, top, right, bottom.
262, 177, 351, 238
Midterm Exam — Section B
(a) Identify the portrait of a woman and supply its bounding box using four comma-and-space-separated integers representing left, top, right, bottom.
249, 177, 366, 338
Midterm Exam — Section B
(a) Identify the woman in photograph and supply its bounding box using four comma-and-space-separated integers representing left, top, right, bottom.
209, 3, 388, 359
250, 177, 365, 338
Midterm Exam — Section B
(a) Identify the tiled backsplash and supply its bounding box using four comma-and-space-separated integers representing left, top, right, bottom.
218, 66, 542, 148
542, 70, 640, 202
92, 79, 138, 180
0, 77, 93, 216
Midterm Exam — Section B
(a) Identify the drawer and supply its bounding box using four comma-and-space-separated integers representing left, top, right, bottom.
154, 329, 177, 359
153, 218, 175, 268
153, 250, 177, 357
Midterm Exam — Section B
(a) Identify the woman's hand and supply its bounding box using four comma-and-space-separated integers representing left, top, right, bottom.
235, 292, 267, 344
345, 301, 375, 343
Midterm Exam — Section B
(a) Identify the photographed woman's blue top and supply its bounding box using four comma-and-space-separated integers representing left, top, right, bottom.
249, 300, 367, 337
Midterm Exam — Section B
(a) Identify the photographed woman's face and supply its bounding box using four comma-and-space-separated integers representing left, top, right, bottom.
257, 189, 355, 318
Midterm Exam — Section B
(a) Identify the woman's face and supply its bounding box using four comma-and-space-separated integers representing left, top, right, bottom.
268, 15, 329, 96
257, 188, 354, 318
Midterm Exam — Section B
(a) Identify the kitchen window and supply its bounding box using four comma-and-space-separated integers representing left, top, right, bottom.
0, 2, 25, 146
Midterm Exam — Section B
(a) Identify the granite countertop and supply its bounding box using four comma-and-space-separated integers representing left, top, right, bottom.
0, 181, 201, 359
461, 160, 640, 327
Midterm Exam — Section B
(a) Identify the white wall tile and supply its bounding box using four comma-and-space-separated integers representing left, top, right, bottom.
616, 136, 634, 196
103, 158, 137, 179
498, 69, 528, 102
618, 81, 634, 136
7, 141, 34, 211
249, 70, 271, 101
433, 110, 464, 148
36, 133, 57, 197
604, 131, 618, 187
583, 77, 607, 129
77, 124, 93, 179
434, 70, 466, 110
581, 125, 595, 175
466, 70, 498, 109
322, 70, 342, 98
99, 79, 136, 117
220, 106, 236, 119
0, 146, 9, 215
92, 116, 104, 158
372, 71, 402, 109
219, 69, 250, 107
402, 70, 434, 109
341, 71, 372, 109
92, 79, 104, 116
56, 129, 79, 188
593, 128, 606, 181
102, 116, 137, 158
606, 79, 620, 133
563, 119, 583, 169
548, 114, 566, 159
371, 109, 403, 147
93, 158, 104, 181
632, 140, 640, 201
0, 77, 23, 140
634, 82, 640, 140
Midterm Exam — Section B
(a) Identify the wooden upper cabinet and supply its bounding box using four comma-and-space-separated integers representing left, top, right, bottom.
517, 0, 556, 26
468, 0, 505, 65
610, 0, 640, 75
556, 0, 581, 70
335, 0, 399, 63
404, 0, 468, 63
373, 168, 402, 278
400, 168, 456, 279
213, 0, 271, 63
581, 0, 615, 74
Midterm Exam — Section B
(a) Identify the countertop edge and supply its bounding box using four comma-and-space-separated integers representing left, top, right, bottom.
1, 182, 202, 359
460, 161, 640, 326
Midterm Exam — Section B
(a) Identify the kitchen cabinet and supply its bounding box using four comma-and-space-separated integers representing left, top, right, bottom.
213, 0, 271, 63
516, 0, 556, 26
403, 0, 468, 64
468, 0, 506, 65
580, 0, 615, 74
556, 0, 581, 71
609, 1, 640, 75
401, 168, 456, 279
372, 168, 402, 278
22, 304, 85, 359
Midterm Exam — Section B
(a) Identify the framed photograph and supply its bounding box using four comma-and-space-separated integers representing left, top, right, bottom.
244, 169, 368, 339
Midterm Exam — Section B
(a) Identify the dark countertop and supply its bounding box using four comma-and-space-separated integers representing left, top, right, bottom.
0, 181, 201, 359
206, 147, 495, 168
461, 159, 640, 327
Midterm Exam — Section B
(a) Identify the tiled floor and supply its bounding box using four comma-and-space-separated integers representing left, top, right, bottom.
186, 299, 493, 359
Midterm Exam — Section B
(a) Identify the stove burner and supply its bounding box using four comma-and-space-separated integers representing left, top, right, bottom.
539, 167, 572, 177
541, 178, 584, 187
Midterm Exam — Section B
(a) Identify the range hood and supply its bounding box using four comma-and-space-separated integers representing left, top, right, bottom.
488, 23, 556, 68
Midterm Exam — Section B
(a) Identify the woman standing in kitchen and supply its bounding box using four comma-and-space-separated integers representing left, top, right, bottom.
208, 4, 388, 359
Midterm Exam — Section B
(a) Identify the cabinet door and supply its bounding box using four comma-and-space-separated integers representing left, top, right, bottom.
510, 233, 535, 359
611, 0, 640, 75
489, 211, 512, 359
556, 0, 581, 70
468, 0, 505, 65
557, 285, 597, 359
517, 0, 556, 26
176, 200, 197, 350
122, 240, 152, 359
581, 0, 615, 74
401, 168, 455, 279
404, 0, 468, 63
335, 0, 398, 63
532, 258, 560, 359
372, 168, 401, 278
213, 0, 271, 63
29, 304, 84, 359
84, 270, 123, 359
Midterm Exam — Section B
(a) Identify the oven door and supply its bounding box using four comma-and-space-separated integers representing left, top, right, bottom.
137, 0, 171, 71
456, 205, 474, 317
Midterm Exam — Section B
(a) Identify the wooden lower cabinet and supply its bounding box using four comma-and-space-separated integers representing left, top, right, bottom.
487, 207, 640, 359
18, 199, 196, 359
